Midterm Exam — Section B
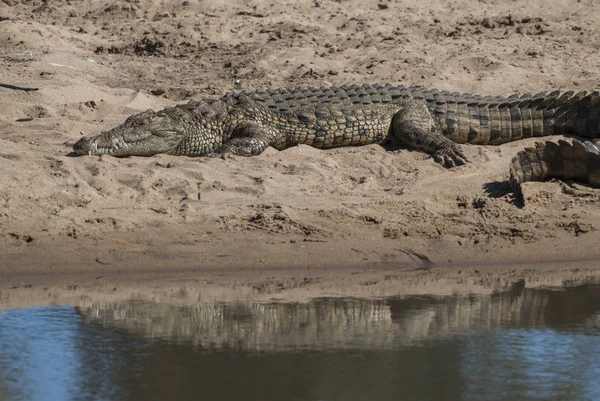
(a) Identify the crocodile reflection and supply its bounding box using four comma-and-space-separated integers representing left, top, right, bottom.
76, 283, 600, 351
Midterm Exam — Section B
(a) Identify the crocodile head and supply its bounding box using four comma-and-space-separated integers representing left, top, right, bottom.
73, 109, 188, 157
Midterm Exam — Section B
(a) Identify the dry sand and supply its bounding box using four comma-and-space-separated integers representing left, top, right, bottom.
1, 0, 600, 306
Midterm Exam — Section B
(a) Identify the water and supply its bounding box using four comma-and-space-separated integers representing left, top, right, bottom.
1, 283, 600, 401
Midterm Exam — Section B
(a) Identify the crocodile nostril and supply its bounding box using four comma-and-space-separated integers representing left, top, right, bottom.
73, 137, 91, 152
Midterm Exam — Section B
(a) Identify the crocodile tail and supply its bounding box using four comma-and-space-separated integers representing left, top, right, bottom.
534, 90, 600, 139
435, 90, 600, 145
499, 90, 600, 142
509, 139, 600, 194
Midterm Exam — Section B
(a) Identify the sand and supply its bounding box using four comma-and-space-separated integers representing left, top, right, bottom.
1, 0, 600, 306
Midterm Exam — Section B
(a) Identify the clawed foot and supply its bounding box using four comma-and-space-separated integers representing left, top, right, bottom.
433, 146, 469, 168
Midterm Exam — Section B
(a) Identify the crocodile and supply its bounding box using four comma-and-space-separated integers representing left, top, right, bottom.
73, 83, 600, 191
509, 139, 600, 194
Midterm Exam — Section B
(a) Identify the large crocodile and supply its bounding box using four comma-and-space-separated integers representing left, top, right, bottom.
73, 84, 600, 192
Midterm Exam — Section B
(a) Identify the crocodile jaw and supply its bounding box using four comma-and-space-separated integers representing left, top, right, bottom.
73, 131, 181, 157
73, 110, 186, 157
73, 135, 138, 156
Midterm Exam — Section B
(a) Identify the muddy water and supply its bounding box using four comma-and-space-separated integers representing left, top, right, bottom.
1, 284, 600, 401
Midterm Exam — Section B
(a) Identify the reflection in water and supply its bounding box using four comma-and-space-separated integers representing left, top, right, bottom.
0, 284, 599, 401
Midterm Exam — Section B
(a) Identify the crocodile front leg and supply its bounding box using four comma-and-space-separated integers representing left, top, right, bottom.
213, 121, 286, 157
390, 104, 468, 167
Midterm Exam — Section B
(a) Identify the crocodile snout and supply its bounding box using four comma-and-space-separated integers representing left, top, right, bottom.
73, 137, 92, 155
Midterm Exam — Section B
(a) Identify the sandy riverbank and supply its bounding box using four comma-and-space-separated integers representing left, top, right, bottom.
1, 0, 599, 305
